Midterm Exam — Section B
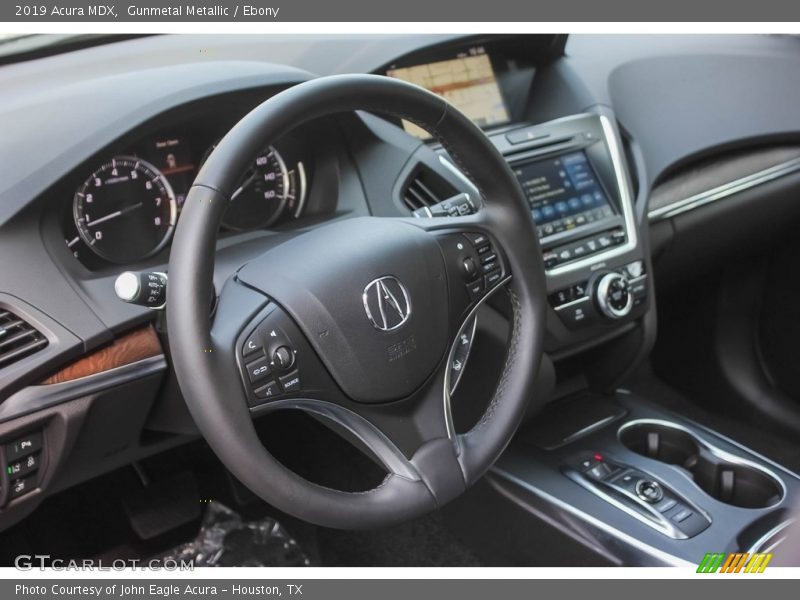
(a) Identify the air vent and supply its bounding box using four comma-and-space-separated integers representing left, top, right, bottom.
0, 309, 48, 369
401, 165, 458, 212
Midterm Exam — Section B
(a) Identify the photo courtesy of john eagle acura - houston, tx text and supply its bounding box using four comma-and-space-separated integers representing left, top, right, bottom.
1, 32, 800, 568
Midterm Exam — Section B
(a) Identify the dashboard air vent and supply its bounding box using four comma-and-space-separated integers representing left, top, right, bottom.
0, 309, 48, 369
401, 165, 458, 212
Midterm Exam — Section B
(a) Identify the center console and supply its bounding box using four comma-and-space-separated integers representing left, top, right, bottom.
444, 392, 798, 566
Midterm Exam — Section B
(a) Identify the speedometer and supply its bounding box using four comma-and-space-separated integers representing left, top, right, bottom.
73, 156, 177, 264
217, 146, 293, 231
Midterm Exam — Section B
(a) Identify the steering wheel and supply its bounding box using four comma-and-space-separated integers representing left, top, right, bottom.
167, 74, 547, 529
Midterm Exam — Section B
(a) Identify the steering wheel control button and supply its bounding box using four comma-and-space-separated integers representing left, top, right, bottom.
484, 269, 503, 288
461, 257, 478, 279
635, 479, 664, 503
246, 357, 272, 384
448, 316, 477, 394
242, 330, 263, 358
273, 346, 295, 371
253, 380, 281, 402
278, 371, 301, 394
466, 279, 484, 301
463, 232, 489, 248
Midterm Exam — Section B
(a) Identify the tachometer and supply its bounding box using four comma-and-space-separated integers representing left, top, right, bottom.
73, 156, 177, 264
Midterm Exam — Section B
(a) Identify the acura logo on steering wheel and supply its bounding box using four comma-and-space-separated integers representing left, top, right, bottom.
362, 276, 412, 332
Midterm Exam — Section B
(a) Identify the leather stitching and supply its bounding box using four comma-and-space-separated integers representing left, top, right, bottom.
473, 286, 522, 431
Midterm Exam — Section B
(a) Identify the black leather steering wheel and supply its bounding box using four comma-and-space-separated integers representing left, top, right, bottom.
167, 74, 547, 529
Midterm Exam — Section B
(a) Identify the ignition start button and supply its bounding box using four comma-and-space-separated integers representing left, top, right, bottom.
635, 479, 664, 503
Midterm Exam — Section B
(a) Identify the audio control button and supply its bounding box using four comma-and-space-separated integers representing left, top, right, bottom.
273, 346, 295, 371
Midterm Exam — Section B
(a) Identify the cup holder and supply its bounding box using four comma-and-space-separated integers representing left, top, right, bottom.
619, 421, 783, 509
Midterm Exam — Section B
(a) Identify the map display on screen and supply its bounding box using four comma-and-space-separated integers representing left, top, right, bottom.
387, 49, 509, 138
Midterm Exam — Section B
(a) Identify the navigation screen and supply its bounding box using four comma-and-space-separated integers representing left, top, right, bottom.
513, 151, 615, 237
386, 48, 509, 138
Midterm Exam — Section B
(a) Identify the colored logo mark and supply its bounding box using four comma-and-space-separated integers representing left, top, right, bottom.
697, 552, 773, 573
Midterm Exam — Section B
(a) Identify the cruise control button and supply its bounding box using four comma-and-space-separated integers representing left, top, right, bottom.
481, 260, 498, 274
463, 232, 489, 247
462, 257, 478, 279
279, 371, 301, 393
246, 357, 272, 384
484, 270, 503, 288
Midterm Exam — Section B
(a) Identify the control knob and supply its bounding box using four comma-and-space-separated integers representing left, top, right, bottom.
595, 272, 633, 319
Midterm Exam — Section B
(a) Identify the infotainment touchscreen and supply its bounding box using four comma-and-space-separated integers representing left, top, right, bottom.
513, 151, 615, 237
386, 47, 509, 138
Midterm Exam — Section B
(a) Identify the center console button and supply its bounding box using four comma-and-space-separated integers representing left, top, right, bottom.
655, 498, 677, 513
671, 507, 693, 523
555, 298, 595, 329
635, 479, 664, 503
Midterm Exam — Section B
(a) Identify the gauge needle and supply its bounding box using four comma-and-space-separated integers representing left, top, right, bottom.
86, 202, 143, 227
231, 173, 257, 200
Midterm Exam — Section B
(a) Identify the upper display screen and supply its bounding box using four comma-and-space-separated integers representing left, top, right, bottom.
386, 47, 509, 138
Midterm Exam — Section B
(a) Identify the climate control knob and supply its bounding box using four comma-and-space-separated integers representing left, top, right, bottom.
595, 272, 633, 319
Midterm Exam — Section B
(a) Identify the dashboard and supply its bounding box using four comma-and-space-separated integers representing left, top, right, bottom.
2, 32, 800, 531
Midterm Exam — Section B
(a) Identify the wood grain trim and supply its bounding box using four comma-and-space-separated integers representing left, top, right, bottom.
41, 325, 162, 385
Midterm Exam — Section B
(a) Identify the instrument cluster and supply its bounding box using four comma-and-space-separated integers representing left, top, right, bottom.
62, 130, 309, 268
